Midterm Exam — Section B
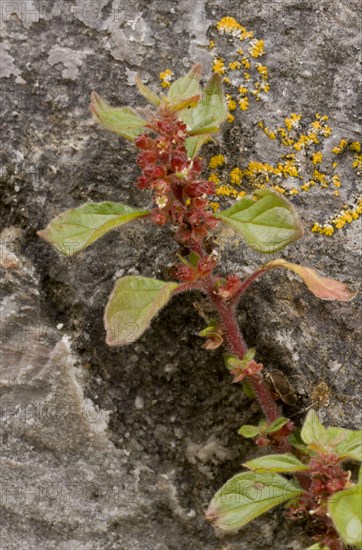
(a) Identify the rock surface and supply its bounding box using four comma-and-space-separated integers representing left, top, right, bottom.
1, 1, 361, 549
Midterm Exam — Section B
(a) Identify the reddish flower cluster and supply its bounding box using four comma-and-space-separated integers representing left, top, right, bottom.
288, 453, 348, 550
135, 106, 218, 248
308, 453, 348, 496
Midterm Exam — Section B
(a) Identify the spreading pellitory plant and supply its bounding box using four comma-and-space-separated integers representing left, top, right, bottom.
38, 65, 361, 550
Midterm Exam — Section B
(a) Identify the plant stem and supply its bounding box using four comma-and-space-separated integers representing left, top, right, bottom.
203, 276, 291, 452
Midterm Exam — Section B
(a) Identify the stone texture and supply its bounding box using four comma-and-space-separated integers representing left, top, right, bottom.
1, 1, 361, 549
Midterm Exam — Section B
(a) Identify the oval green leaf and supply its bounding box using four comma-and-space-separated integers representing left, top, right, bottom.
328, 485, 362, 547
214, 190, 303, 254
182, 74, 228, 157
206, 471, 302, 532
238, 425, 261, 438
244, 454, 308, 473
90, 92, 146, 140
331, 429, 362, 462
266, 417, 290, 434
301, 410, 327, 446
38, 202, 149, 256
104, 276, 179, 346
168, 64, 202, 104
263, 259, 356, 302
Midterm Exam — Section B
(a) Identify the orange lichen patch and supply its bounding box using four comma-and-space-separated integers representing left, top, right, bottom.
312, 196, 362, 236
212, 57, 226, 74
312, 152, 323, 165
216, 16, 244, 37
209, 201, 220, 212
229, 167, 242, 185
332, 139, 348, 155
159, 69, 174, 88
239, 97, 249, 110
208, 172, 221, 184
209, 155, 226, 169
211, 17, 270, 112
350, 141, 361, 153
249, 39, 265, 58
229, 60, 241, 70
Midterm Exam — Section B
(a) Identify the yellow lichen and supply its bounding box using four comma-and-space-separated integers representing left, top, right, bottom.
312, 152, 323, 165
332, 139, 348, 155
212, 57, 226, 74
209, 154, 226, 169
249, 39, 265, 58
229, 167, 243, 185
159, 69, 174, 88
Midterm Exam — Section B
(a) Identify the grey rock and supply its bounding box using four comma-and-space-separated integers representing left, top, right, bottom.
1, 1, 361, 549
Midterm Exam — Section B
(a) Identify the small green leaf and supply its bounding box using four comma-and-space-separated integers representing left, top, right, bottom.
135, 75, 161, 106
225, 349, 256, 371
182, 73, 228, 158
328, 485, 362, 547
263, 259, 356, 302
90, 92, 146, 140
301, 410, 327, 446
168, 64, 202, 103
244, 454, 308, 473
206, 471, 303, 532
238, 425, 261, 438
38, 202, 149, 256
214, 190, 303, 254
306, 544, 330, 550
266, 417, 290, 434
331, 429, 362, 462
104, 276, 179, 346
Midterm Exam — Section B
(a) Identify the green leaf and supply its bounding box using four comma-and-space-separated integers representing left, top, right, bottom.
182, 74, 228, 158
38, 202, 149, 256
266, 417, 290, 434
214, 190, 303, 254
331, 428, 362, 462
104, 276, 179, 346
168, 64, 202, 104
225, 349, 256, 371
263, 259, 356, 302
244, 454, 308, 473
135, 75, 161, 106
301, 410, 327, 446
90, 92, 146, 140
205, 471, 303, 532
306, 544, 330, 550
328, 485, 362, 547
358, 466, 362, 485
238, 425, 261, 438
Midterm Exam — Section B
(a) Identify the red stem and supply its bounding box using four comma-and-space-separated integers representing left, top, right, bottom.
230, 267, 268, 307
203, 276, 291, 452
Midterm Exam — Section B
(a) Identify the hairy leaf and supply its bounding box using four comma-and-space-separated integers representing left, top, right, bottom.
215, 190, 303, 253
327, 428, 362, 462
238, 425, 261, 438
263, 259, 356, 301
168, 64, 202, 103
104, 276, 179, 346
38, 202, 149, 256
266, 417, 290, 434
90, 92, 146, 140
301, 410, 327, 446
182, 74, 228, 157
328, 485, 362, 547
244, 454, 308, 473
135, 75, 161, 106
206, 471, 302, 532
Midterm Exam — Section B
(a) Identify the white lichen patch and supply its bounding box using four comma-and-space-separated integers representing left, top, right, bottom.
47, 46, 90, 80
